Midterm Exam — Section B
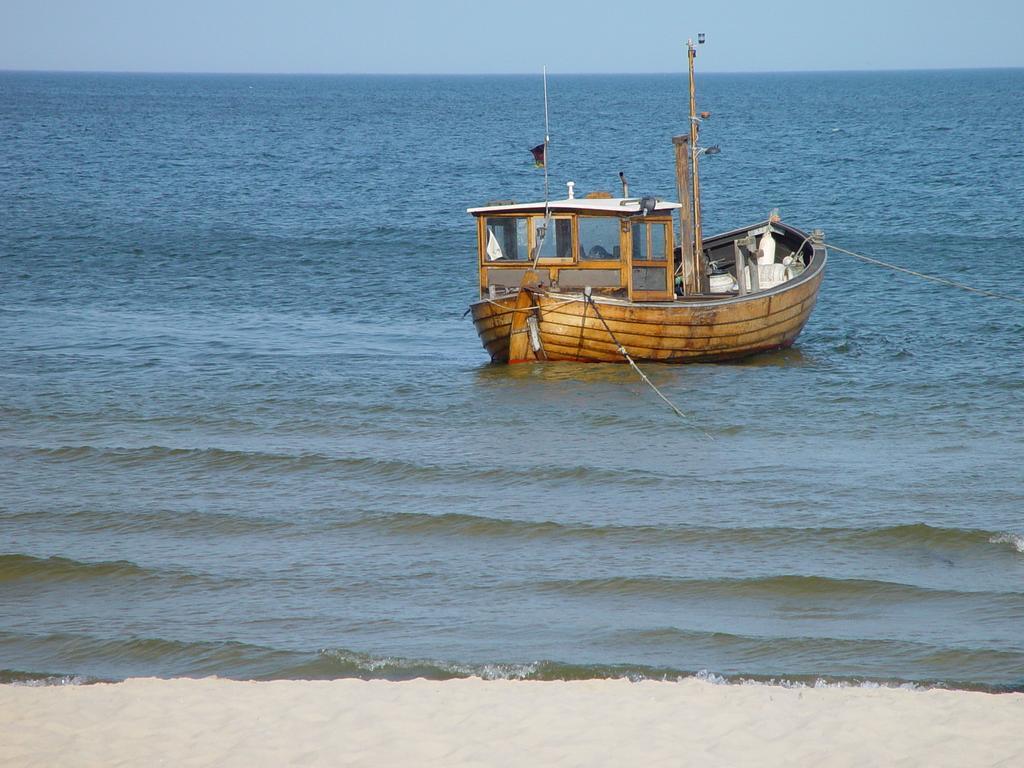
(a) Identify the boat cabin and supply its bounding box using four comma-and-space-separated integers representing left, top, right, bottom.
468, 197, 682, 302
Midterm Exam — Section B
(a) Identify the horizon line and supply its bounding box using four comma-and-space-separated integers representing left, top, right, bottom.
1, 65, 1022, 78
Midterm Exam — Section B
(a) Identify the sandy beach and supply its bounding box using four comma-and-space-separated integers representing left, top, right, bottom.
1, 677, 1021, 767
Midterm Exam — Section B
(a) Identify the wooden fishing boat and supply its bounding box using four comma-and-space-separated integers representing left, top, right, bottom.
467, 39, 827, 365
469, 211, 826, 364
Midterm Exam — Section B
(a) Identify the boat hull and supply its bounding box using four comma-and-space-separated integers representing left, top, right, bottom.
471, 240, 826, 364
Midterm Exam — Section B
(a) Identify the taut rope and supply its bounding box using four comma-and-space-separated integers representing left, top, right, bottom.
825, 242, 1024, 305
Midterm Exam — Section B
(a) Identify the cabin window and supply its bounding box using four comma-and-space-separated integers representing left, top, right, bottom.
484, 217, 529, 261
650, 223, 667, 259
628, 219, 673, 300
631, 267, 668, 291
578, 217, 621, 260
532, 216, 573, 260
631, 223, 647, 259
631, 222, 668, 261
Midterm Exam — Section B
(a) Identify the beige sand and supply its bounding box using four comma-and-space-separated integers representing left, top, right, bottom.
1, 677, 1022, 767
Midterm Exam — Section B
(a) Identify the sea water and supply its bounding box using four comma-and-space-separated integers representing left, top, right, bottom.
1, 69, 1023, 690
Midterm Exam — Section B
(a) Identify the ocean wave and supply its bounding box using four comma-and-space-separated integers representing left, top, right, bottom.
1, 632, 1018, 692
989, 533, 1024, 553
0, 553, 223, 589
325, 514, 1023, 557
0, 553, 151, 583
853, 523, 1022, 552
531, 574, 1008, 602
266, 642, 1024, 692
0, 631, 303, 679
330, 511, 575, 539
2, 508, 291, 537
615, 626, 1024, 671
12, 445, 657, 488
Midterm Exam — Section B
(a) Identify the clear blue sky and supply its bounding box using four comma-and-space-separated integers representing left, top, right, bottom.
1, 0, 1021, 74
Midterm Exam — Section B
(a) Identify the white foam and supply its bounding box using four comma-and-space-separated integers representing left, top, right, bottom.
14, 675, 88, 687
322, 650, 931, 691
691, 671, 923, 692
693, 669, 729, 685
990, 533, 1024, 553
321, 648, 540, 681
442, 661, 539, 681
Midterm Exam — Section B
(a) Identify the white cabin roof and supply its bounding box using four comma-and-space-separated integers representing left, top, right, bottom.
467, 197, 682, 215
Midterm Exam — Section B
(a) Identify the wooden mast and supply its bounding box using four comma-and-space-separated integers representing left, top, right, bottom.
687, 38, 706, 290
673, 135, 696, 294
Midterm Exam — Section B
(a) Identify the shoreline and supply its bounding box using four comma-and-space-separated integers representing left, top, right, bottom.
4, 668, 1020, 695
2, 676, 1022, 767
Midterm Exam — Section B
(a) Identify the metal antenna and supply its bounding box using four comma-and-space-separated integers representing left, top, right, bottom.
542, 65, 550, 213
529, 65, 552, 268
688, 38, 703, 265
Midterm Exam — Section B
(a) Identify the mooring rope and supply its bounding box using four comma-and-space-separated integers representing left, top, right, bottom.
825, 242, 1024, 305
584, 294, 712, 438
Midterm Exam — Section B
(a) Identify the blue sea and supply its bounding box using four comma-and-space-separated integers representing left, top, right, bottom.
1, 69, 1023, 690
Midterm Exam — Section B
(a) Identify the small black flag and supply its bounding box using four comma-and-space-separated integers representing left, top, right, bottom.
530, 143, 546, 168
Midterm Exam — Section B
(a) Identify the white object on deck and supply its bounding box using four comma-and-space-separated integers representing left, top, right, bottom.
567, 181, 575, 199
745, 263, 793, 291
709, 274, 737, 293
757, 230, 776, 265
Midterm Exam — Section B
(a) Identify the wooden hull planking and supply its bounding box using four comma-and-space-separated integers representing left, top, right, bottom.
470, 245, 826, 364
